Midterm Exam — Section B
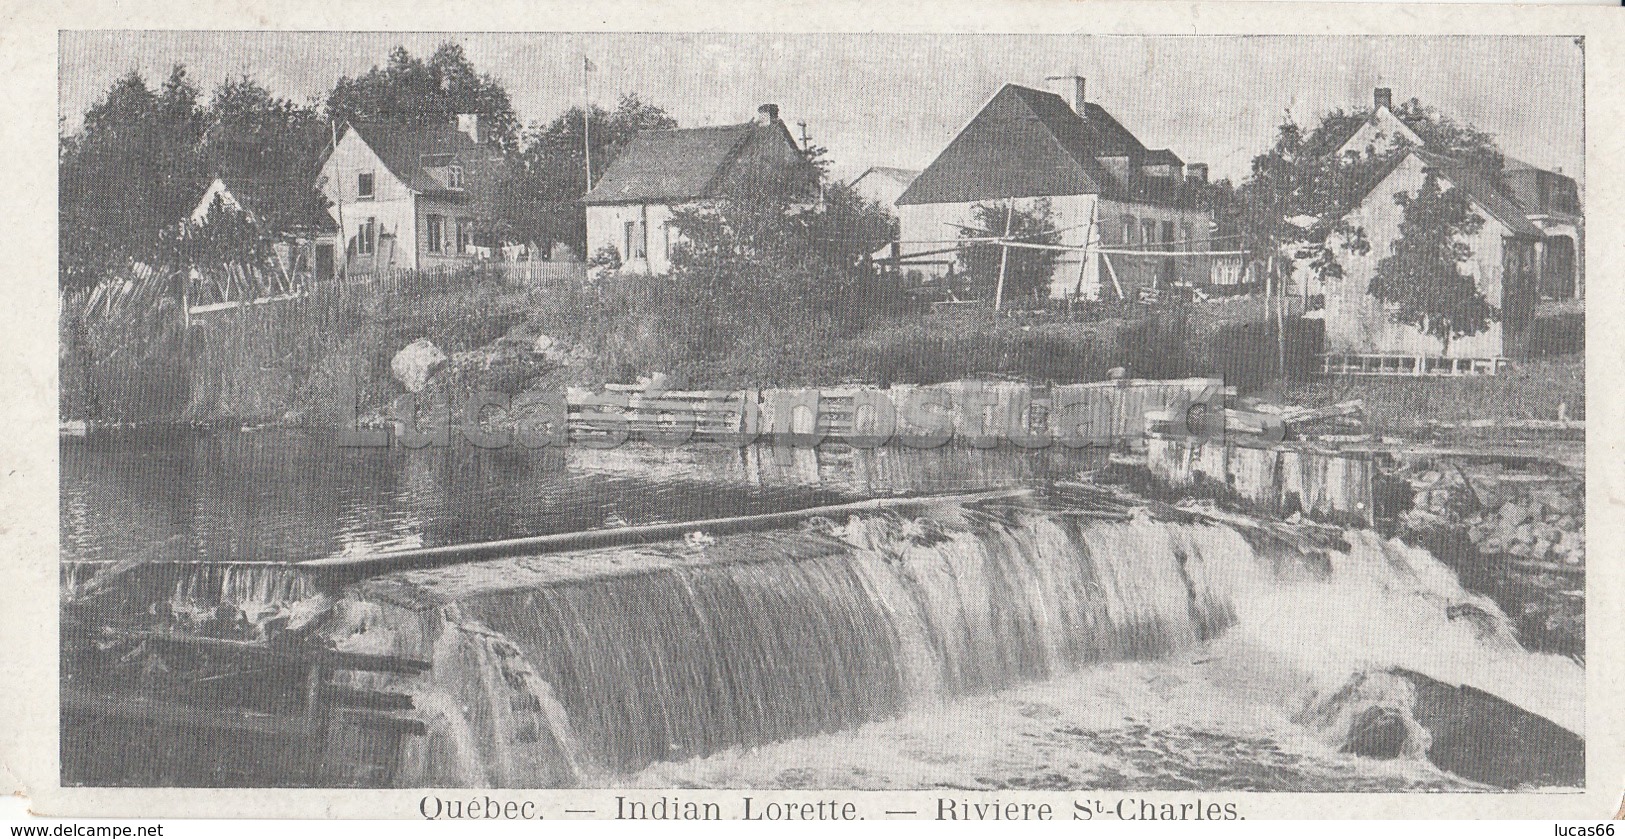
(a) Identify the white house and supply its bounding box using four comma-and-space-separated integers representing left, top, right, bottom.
1323, 146, 1543, 365
1327, 88, 1583, 300
894, 78, 1214, 301
318, 115, 509, 275
581, 104, 818, 275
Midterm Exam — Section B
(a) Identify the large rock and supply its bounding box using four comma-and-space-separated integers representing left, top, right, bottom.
1313, 668, 1583, 787
1395, 668, 1584, 788
532, 333, 569, 364
391, 338, 448, 393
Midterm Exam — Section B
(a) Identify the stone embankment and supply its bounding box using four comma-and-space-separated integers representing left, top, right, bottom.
1389, 456, 1584, 660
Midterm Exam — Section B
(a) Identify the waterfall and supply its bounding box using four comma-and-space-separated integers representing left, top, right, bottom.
323, 500, 1578, 788
61, 560, 318, 633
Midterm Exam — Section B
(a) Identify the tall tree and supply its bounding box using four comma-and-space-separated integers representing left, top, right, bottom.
199, 76, 331, 237
1233, 121, 1377, 289
1236, 98, 1507, 289
1367, 174, 1496, 354
60, 66, 207, 289
498, 94, 677, 255
325, 43, 520, 149
658, 178, 891, 360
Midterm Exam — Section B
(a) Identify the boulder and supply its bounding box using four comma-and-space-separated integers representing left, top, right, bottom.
1343, 706, 1411, 759
391, 339, 447, 393
1393, 668, 1583, 788
532, 333, 570, 364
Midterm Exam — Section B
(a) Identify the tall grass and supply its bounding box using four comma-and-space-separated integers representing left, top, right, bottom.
62, 267, 541, 426
1283, 356, 1584, 427
519, 273, 1323, 390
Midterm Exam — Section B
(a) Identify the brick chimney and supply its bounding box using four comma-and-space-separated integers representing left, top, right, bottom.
1373, 88, 1393, 111
1186, 163, 1209, 185
1046, 75, 1087, 115
457, 113, 480, 145
756, 103, 781, 125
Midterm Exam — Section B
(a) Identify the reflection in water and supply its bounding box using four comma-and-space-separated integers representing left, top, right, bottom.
60, 429, 1107, 563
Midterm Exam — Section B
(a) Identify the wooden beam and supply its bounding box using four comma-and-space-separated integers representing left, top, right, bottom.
993, 202, 1014, 312
95, 628, 431, 674
299, 489, 1032, 584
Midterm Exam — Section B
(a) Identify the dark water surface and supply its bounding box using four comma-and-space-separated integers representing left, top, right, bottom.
60, 429, 1107, 563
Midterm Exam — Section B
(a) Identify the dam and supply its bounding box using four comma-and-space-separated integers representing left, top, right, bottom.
60, 432, 1583, 790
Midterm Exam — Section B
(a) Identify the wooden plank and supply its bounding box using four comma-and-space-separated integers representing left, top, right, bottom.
97, 629, 431, 674
299, 488, 1032, 583
339, 709, 429, 736
62, 690, 315, 738
320, 684, 415, 711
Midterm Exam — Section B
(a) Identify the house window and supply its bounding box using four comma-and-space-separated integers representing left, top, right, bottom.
456, 218, 473, 254
625, 220, 647, 260
1143, 219, 1159, 245
1181, 223, 1194, 252
1122, 216, 1136, 245
448, 165, 464, 189
358, 217, 376, 256
426, 214, 445, 254
664, 222, 675, 261
358, 172, 375, 200
1161, 220, 1176, 246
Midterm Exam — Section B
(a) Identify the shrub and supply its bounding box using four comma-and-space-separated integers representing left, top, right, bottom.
956, 199, 1060, 306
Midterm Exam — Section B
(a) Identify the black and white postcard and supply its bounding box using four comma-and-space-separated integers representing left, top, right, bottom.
4, 0, 1622, 822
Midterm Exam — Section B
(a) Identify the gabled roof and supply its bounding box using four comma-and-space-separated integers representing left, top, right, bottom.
582, 124, 756, 204
345, 122, 499, 199
1360, 148, 1543, 238
1321, 105, 1427, 159
582, 119, 815, 205
851, 166, 922, 186
896, 84, 1180, 207
192, 176, 338, 235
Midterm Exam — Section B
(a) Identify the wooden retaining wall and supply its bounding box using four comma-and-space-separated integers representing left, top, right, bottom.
564, 378, 1220, 447
1147, 436, 1376, 521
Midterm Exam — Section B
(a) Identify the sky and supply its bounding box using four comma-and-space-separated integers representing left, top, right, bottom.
59, 32, 1585, 185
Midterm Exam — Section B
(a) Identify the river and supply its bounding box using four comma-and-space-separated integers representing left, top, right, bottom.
60, 430, 1583, 791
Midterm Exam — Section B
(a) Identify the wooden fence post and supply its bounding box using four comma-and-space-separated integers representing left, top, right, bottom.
993, 201, 1014, 313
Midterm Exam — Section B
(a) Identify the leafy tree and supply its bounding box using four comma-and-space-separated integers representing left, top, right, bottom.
653, 174, 893, 361
497, 94, 678, 255
199, 76, 331, 239
60, 66, 208, 289
1237, 98, 1507, 289
1367, 174, 1496, 354
956, 199, 1061, 305
1233, 122, 1376, 289
326, 43, 520, 149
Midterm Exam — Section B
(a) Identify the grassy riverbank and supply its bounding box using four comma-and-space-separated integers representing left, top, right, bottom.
61, 277, 1326, 427
59, 270, 1582, 433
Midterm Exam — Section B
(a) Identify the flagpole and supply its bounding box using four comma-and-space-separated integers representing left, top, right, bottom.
582, 56, 593, 188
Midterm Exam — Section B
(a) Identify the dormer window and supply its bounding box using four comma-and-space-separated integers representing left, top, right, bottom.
448, 165, 464, 189
358, 172, 375, 200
